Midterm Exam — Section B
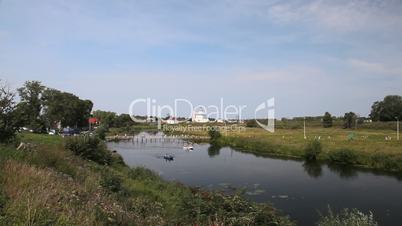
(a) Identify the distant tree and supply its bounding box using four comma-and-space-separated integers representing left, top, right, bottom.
16, 81, 45, 132
42, 88, 93, 129
74, 99, 93, 128
0, 81, 18, 143
95, 125, 107, 140
343, 112, 357, 129
370, 95, 402, 121
322, 112, 333, 128
92, 110, 116, 128
245, 119, 258, 128
113, 114, 134, 128
42, 89, 63, 128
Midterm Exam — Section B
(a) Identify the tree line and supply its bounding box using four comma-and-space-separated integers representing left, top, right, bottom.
0, 80, 93, 142
1, 79, 401, 142
321, 95, 401, 129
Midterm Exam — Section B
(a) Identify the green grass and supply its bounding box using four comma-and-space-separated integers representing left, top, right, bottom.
108, 124, 159, 135
18, 132, 63, 146
0, 133, 293, 225
176, 126, 402, 172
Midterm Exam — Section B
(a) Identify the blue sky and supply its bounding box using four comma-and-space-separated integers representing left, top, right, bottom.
1, 0, 402, 118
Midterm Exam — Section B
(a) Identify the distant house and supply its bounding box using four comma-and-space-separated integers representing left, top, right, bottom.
192, 110, 209, 123
216, 119, 224, 123
88, 117, 98, 125
146, 116, 157, 123
166, 117, 178, 124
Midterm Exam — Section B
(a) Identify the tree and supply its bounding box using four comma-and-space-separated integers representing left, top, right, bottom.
16, 81, 45, 132
343, 112, 357, 129
42, 89, 65, 128
113, 114, 134, 128
0, 81, 18, 143
92, 110, 116, 128
42, 88, 93, 129
322, 112, 333, 128
370, 95, 402, 121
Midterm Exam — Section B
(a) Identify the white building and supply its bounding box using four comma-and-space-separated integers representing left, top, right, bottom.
192, 110, 209, 123
166, 117, 178, 124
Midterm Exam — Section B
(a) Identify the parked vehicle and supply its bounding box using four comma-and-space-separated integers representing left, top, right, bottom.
61, 128, 80, 137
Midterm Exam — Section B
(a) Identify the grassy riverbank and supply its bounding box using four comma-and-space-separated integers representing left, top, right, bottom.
0, 133, 292, 225
171, 126, 402, 172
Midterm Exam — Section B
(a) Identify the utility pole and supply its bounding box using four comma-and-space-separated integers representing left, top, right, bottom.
304, 117, 307, 139
397, 117, 400, 141
355, 118, 358, 129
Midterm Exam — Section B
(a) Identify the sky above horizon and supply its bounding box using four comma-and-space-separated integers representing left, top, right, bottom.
1, 0, 402, 118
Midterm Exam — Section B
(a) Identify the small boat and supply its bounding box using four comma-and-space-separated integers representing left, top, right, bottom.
163, 154, 174, 161
183, 143, 194, 151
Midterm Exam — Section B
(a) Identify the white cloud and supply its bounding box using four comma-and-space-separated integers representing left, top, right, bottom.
267, 0, 402, 33
235, 66, 324, 82
348, 59, 402, 76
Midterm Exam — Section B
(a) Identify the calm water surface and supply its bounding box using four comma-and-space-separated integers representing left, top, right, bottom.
108, 135, 402, 225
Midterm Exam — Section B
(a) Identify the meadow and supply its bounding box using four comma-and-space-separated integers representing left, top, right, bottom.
167, 123, 402, 172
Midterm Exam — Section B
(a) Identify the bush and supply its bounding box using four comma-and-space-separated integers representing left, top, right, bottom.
304, 140, 322, 161
100, 169, 123, 193
0, 186, 5, 213
328, 149, 358, 165
245, 120, 258, 128
64, 136, 112, 165
208, 128, 221, 143
0, 81, 18, 144
318, 208, 377, 226
128, 167, 159, 181
179, 190, 294, 225
369, 154, 402, 171
95, 125, 108, 140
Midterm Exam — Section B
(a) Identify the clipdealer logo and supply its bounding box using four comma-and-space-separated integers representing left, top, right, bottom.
128, 98, 275, 133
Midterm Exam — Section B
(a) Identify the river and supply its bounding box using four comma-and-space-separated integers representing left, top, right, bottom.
108, 134, 402, 225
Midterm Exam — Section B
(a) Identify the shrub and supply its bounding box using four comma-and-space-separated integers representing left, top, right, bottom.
304, 140, 322, 161
318, 208, 377, 226
328, 149, 358, 165
28, 147, 78, 177
64, 136, 112, 165
208, 128, 222, 143
95, 125, 107, 140
0, 81, 18, 144
179, 190, 294, 225
245, 120, 258, 128
0, 186, 5, 213
100, 169, 123, 193
370, 154, 401, 171
128, 167, 159, 181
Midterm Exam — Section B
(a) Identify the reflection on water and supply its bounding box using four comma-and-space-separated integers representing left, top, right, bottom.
108, 137, 402, 226
207, 144, 221, 157
302, 161, 323, 178
327, 163, 358, 179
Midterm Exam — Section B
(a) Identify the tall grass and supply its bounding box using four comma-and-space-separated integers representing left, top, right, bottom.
304, 140, 322, 161
318, 208, 377, 226
0, 134, 294, 225
64, 136, 112, 165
